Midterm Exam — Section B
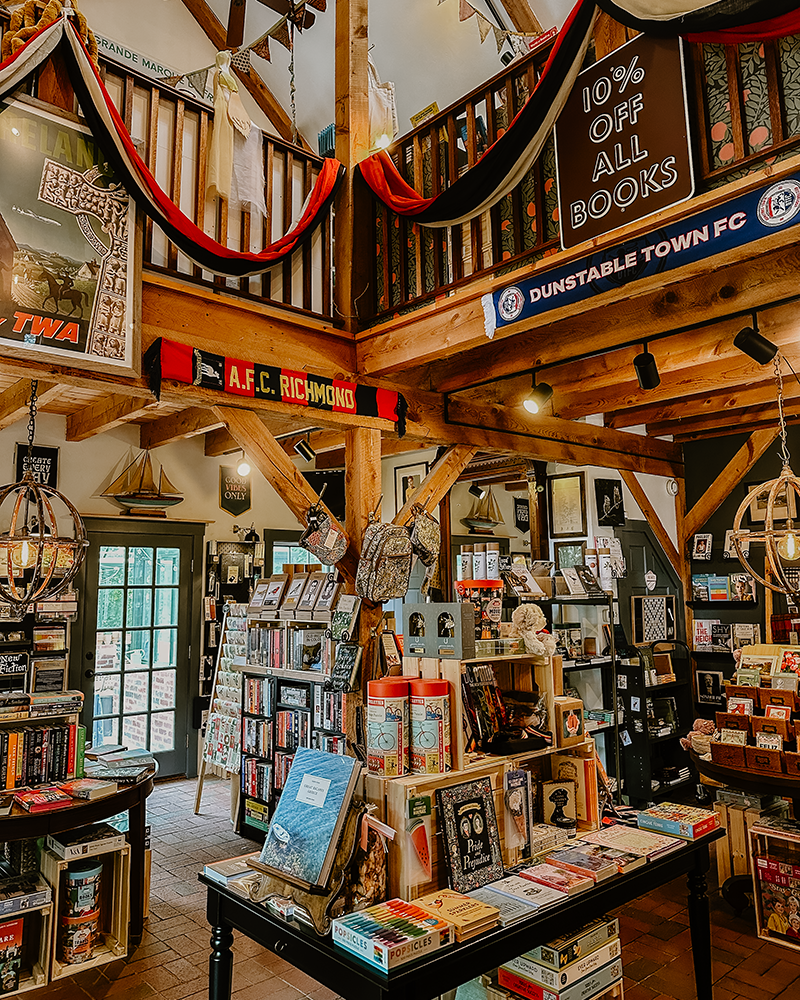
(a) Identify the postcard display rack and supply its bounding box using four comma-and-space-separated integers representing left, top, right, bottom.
195, 605, 248, 818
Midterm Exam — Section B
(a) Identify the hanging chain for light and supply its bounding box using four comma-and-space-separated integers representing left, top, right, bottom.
289, 19, 297, 145
775, 355, 792, 469
26, 380, 38, 471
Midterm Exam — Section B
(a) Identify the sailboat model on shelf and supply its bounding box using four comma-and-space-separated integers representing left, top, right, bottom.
102, 450, 184, 517
461, 486, 504, 535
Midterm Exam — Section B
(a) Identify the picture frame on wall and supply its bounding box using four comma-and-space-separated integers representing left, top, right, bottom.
553, 541, 586, 571
548, 472, 587, 539
594, 478, 625, 527
691, 533, 713, 561
394, 461, 429, 513
746, 481, 797, 525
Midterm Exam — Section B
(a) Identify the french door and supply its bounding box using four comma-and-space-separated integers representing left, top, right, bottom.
77, 519, 203, 777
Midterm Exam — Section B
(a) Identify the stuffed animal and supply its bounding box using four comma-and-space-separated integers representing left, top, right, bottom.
2, 0, 98, 65
680, 717, 715, 754
511, 603, 557, 657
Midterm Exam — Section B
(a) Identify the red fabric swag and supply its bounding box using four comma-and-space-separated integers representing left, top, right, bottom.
685, 11, 800, 42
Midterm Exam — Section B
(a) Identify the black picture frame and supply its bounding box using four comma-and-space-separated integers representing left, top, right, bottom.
554, 541, 586, 571
594, 478, 625, 527
548, 472, 587, 539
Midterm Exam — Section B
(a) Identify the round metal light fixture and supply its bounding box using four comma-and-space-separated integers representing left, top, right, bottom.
0, 383, 88, 610
237, 456, 251, 476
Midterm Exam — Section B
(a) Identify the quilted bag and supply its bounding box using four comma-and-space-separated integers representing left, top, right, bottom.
409, 504, 440, 567
299, 484, 349, 564
355, 498, 413, 603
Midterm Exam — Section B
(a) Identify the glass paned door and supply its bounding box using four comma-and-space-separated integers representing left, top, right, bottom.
81, 531, 193, 776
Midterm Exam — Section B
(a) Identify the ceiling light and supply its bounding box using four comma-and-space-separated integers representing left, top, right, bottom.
294, 438, 316, 462
469, 482, 487, 500
522, 374, 554, 414
237, 457, 250, 476
734, 316, 777, 365
633, 345, 660, 390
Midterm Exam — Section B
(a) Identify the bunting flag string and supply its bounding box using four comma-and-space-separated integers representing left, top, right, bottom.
0, 16, 343, 277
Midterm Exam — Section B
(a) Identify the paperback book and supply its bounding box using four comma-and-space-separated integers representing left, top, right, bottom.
580, 826, 685, 860
331, 898, 453, 971
517, 864, 593, 895
486, 874, 567, 909
413, 888, 499, 942
467, 885, 537, 926
0, 917, 22, 993
203, 852, 261, 886
544, 847, 618, 882
13, 786, 72, 812
57, 778, 117, 800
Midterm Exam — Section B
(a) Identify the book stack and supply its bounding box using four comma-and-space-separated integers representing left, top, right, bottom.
203, 852, 261, 887
581, 825, 686, 861
414, 888, 499, 942
515, 864, 593, 896
46, 822, 126, 860
637, 803, 720, 840
467, 885, 538, 926
27, 690, 84, 718
83, 749, 156, 785
332, 898, 454, 970
543, 846, 618, 883
498, 915, 622, 1000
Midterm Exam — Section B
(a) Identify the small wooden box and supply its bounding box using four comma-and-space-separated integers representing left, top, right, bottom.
784, 750, 800, 776
711, 742, 747, 768
745, 746, 784, 774
725, 684, 760, 701
752, 716, 792, 742
758, 688, 795, 711
716, 712, 751, 732
554, 696, 585, 748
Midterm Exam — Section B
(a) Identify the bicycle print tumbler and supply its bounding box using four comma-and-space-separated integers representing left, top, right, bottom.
409, 678, 451, 774
367, 677, 409, 776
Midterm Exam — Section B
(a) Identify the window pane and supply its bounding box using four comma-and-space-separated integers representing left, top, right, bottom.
151, 668, 176, 710
150, 711, 175, 753
127, 547, 153, 586
156, 548, 180, 586
126, 589, 152, 629
92, 716, 119, 747
154, 588, 178, 627
152, 629, 177, 669
97, 589, 123, 629
98, 547, 125, 586
273, 545, 290, 573
125, 630, 151, 669
123, 672, 150, 714
96, 631, 122, 673
122, 714, 148, 751
290, 546, 308, 564
94, 673, 120, 717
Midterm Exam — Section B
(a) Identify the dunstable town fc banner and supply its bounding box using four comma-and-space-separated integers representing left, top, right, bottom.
145, 338, 408, 433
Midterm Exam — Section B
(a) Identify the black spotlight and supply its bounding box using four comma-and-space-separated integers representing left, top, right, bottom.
633, 346, 660, 390
522, 375, 554, 414
294, 438, 316, 462
469, 482, 486, 500
734, 322, 778, 365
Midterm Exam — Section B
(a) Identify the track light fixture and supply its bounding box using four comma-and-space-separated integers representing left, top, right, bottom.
734, 314, 778, 366
294, 436, 316, 463
469, 482, 487, 500
633, 344, 660, 390
522, 373, 554, 414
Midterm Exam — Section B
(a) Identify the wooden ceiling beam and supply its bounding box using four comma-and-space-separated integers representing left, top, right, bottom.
141, 407, 224, 449
497, 0, 542, 33
179, 0, 309, 149
204, 427, 241, 457
0, 380, 61, 431
645, 400, 790, 440
66, 394, 160, 442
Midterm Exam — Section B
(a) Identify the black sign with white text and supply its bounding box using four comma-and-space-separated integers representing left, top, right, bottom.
15, 444, 59, 487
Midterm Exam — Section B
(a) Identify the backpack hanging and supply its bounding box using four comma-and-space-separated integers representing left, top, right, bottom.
299, 483, 349, 565
355, 496, 413, 603
409, 504, 440, 567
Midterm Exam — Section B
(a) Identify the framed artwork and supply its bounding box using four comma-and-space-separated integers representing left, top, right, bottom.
554, 541, 586, 571
745, 481, 797, 525
691, 533, 713, 561
30, 657, 67, 693
548, 472, 587, 539
394, 461, 429, 513
631, 594, 676, 645
594, 478, 625, 527
0, 97, 139, 377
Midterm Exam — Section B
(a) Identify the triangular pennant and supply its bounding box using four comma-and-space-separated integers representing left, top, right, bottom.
231, 48, 251, 72
493, 24, 508, 52
272, 20, 292, 51
250, 34, 271, 61
307, 0, 326, 10
459, 0, 476, 21
162, 73, 184, 88
477, 14, 492, 43
187, 68, 209, 98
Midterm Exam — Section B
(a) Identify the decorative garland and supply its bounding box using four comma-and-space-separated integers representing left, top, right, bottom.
0, 15, 343, 278
145, 338, 408, 433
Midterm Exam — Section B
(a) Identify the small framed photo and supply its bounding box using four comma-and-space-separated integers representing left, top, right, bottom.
395, 461, 429, 513
692, 533, 713, 561
696, 669, 724, 706
723, 529, 750, 559
548, 472, 587, 539
30, 657, 68, 693
594, 478, 625, 527
554, 541, 586, 571
746, 481, 797, 525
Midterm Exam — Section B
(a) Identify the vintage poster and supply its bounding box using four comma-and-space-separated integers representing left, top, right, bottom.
0, 98, 138, 375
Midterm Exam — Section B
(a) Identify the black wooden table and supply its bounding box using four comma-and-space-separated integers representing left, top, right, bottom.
0, 776, 154, 939
202, 829, 724, 1000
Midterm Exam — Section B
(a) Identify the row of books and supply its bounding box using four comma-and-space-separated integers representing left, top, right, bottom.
0, 689, 84, 721
691, 573, 756, 601
242, 758, 271, 802
0, 722, 85, 790
247, 626, 334, 673
275, 709, 312, 752
242, 718, 272, 757
693, 620, 761, 652
243, 676, 274, 717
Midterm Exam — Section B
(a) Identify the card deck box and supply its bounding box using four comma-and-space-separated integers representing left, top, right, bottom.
752, 717, 792, 743
759, 688, 796, 711
725, 684, 759, 701
716, 712, 751, 732
554, 697, 584, 748
745, 746, 784, 774
711, 742, 747, 768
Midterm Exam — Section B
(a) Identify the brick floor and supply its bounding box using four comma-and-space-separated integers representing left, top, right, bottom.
26, 776, 800, 1000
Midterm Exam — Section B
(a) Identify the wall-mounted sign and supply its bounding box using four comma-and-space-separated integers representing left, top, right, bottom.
14, 444, 58, 488
0, 651, 27, 675
514, 497, 530, 534
555, 34, 694, 250
219, 466, 251, 517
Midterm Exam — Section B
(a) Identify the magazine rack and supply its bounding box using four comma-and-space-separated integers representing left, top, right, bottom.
243, 800, 371, 935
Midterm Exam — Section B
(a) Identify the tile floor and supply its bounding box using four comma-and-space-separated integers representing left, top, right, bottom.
28, 776, 800, 1000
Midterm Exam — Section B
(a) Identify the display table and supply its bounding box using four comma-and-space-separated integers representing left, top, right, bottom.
0, 776, 154, 939
202, 829, 723, 1000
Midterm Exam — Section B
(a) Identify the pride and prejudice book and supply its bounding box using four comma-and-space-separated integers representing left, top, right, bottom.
258, 747, 362, 889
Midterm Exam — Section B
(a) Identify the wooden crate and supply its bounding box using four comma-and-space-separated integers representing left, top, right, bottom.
0, 906, 52, 998
402, 656, 466, 771
40, 845, 129, 979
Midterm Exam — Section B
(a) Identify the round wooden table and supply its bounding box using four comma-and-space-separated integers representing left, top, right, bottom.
0, 776, 154, 939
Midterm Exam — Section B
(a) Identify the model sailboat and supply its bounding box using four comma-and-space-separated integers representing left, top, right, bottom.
461, 486, 504, 535
102, 450, 184, 517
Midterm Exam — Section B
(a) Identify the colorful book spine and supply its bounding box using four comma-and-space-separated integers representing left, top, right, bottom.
498, 956, 623, 1000
76, 725, 85, 778
507, 938, 622, 990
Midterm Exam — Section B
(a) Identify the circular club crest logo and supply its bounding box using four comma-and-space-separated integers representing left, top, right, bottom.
757, 180, 800, 228
497, 286, 525, 322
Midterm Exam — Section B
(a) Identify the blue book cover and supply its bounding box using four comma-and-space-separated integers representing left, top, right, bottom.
259, 747, 361, 888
